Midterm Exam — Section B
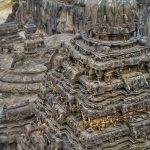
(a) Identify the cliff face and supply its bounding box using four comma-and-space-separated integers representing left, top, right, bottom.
24, 0, 149, 36
25, 0, 86, 35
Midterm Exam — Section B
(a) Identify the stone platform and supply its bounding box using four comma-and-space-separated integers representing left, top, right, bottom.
0, 52, 47, 93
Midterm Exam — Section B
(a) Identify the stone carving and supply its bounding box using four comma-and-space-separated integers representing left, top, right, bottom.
0, 0, 150, 150
10, 52, 25, 69
0, 9, 50, 150
24, 40, 36, 51
44, 42, 68, 69
0, 39, 14, 54
15, 0, 149, 150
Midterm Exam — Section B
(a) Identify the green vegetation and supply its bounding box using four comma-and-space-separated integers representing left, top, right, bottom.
11, 0, 16, 3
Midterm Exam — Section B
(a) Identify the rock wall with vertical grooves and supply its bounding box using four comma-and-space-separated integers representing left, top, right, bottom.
26, 0, 86, 35
25, 0, 150, 36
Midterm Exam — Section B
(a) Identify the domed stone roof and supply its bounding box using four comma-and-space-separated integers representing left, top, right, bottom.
85, 0, 137, 27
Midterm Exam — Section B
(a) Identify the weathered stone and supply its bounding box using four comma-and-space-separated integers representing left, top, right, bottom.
0, 0, 150, 150
14, 0, 150, 150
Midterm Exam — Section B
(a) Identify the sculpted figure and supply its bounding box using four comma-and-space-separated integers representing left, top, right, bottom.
25, 32, 32, 40
10, 52, 25, 69
1, 44, 14, 54
98, 45, 111, 55
0, 39, 15, 54
88, 68, 96, 80
124, 27, 130, 41
34, 38, 45, 48
24, 40, 36, 51
73, 33, 81, 40
42, 47, 54, 57
0, 39, 6, 53
92, 82, 100, 96
104, 71, 113, 83
44, 42, 69, 69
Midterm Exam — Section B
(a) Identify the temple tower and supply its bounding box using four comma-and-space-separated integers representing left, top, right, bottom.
18, 0, 150, 149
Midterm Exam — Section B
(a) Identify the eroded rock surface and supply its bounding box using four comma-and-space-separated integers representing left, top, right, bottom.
11, 0, 149, 37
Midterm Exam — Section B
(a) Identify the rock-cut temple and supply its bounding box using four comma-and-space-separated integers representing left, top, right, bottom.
0, 0, 150, 150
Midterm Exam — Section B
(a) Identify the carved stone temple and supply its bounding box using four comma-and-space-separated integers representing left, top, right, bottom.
0, 0, 150, 150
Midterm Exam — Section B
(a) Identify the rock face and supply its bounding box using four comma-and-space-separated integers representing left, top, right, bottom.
24, 0, 85, 35
16, 0, 149, 36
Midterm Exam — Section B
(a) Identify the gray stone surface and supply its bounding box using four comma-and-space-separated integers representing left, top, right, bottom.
0, 0, 150, 150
